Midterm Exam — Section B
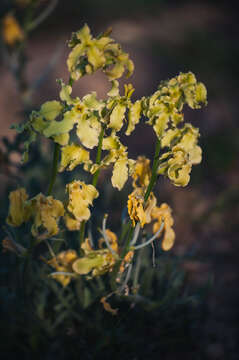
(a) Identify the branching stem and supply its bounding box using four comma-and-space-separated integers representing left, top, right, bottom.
47, 143, 60, 195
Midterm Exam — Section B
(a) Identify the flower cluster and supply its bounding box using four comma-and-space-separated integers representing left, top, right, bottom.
5, 25, 207, 313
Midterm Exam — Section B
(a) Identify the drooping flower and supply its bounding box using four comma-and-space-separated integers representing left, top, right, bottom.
65, 181, 98, 230
30, 193, 65, 240
127, 188, 156, 228
158, 123, 202, 187
152, 203, 175, 251
132, 156, 151, 188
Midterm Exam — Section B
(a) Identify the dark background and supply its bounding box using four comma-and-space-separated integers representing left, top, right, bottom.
0, 1, 239, 359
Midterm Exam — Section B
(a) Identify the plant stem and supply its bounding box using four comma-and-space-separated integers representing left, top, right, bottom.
79, 125, 106, 249
47, 143, 60, 195
144, 138, 161, 202
92, 124, 106, 188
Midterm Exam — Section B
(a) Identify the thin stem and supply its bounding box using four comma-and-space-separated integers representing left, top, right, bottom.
133, 220, 164, 250
49, 272, 76, 277
26, 0, 58, 32
130, 222, 141, 246
92, 124, 106, 187
102, 214, 117, 255
47, 143, 60, 195
144, 138, 161, 202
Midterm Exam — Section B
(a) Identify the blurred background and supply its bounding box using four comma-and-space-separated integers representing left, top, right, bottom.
0, 0, 239, 359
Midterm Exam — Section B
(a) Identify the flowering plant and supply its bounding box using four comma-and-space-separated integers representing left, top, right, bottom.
4, 24, 207, 314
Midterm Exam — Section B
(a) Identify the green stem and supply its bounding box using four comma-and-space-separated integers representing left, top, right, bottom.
79, 125, 106, 248
92, 124, 106, 188
144, 138, 161, 202
47, 143, 60, 195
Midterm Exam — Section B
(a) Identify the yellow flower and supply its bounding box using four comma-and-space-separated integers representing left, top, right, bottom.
72, 230, 133, 277
126, 100, 142, 135
47, 250, 78, 287
67, 24, 134, 81
152, 203, 175, 251
2, 14, 24, 46
72, 239, 117, 277
65, 181, 99, 230
30, 194, 65, 240
127, 188, 156, 228
6, 188, 31, 227
91, 135, 134, 191
59, 143, 91, 172
143, 72, 207, 140
158, 123, 202, 187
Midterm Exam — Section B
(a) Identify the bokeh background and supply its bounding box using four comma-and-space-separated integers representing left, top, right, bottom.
0, 0, 239, 359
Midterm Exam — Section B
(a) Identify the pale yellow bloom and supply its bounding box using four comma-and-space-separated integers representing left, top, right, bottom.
59, 144, 91, 172
72, 242, 117, 277
6, 189, 64, 239
72, 231, 133, 277
152, 203, 175, 251
91, 135, 134, 191
126, 100, 141, 135
6, 188, 31, 227
2, 14, 24, 46
67, 24, 134, 81
30, 194, 64, 240
65, 181, 98, 230
143, 72, 207, 140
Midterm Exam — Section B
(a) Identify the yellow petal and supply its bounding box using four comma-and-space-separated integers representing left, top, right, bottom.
65, 214, 81, 231
108, 104, 126, 132
107, 80, 120, 97
112, 158, 128, 190
40, 101, 62, 121
153, 113, 169, 138
76, 115, 101, 149
66, 181, 98, 224
59, 144, 90, 172
195, 82, 207, 104
152, 203, 175, 251
6, 188, 30, 226
53, 133, 69, 146
30, 194, 64, 239
87, 45, 105, 69
126, 100, 141, 136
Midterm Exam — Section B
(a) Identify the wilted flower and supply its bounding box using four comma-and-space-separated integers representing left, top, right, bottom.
152, 203, 175, 251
